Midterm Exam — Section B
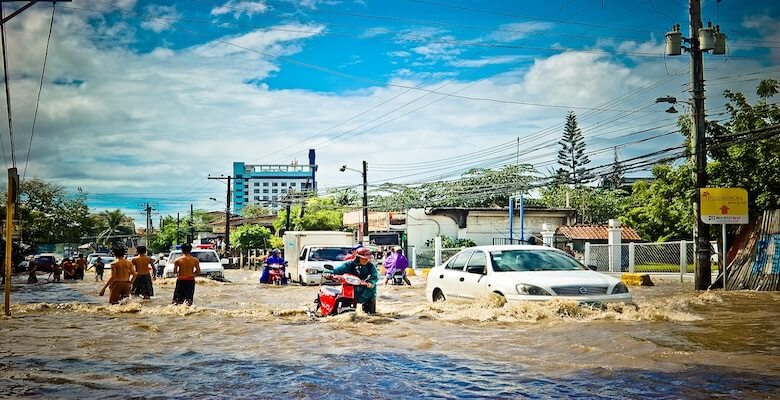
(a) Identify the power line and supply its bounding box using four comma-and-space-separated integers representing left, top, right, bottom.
23, 2, 57, 181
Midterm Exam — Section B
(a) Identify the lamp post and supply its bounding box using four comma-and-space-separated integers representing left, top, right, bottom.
340, 161, 368, 242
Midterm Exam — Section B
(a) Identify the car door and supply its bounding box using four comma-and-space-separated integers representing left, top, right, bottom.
434, 250, 472, 299
458, 250, 489, 300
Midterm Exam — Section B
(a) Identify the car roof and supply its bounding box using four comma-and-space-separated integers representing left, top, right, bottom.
453, 245, 559, 252
36, 253, 57, 257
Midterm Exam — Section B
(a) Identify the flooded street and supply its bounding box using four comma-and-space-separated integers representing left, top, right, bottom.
2, 269, 779, 399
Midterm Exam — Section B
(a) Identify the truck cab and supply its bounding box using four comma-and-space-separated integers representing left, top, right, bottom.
296, 245, 354, 285
283, 231, 355, 285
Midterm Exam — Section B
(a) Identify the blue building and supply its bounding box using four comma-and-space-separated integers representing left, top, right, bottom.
232, 150, 317, 214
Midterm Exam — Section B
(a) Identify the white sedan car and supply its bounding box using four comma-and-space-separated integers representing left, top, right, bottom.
425, 245, 632, 304
163, 249, 226, 279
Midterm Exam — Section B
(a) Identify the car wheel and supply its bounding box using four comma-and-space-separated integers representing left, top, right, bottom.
432, 288, 446, 302
299, 275, 306, 286
490, 292, 507, 307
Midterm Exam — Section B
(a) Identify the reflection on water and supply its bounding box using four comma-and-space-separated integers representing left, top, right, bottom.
1, 270, 779, 399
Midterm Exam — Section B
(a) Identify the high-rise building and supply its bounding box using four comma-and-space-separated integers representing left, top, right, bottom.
232, 149, 317, 214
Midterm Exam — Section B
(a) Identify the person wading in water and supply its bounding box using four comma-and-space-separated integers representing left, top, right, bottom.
172, 244, 200, 306
99, 248, 136, 304
131, 246, 155, 299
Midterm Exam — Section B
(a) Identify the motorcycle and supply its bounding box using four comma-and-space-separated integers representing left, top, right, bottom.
389, 270, 405, 286
309, 266, 368, 317
260, 263, 287, 286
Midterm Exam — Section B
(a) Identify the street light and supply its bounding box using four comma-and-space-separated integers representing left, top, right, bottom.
340, 161, 368, 242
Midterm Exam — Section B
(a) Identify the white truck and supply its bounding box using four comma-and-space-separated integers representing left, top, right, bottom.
283, 231, 355, 285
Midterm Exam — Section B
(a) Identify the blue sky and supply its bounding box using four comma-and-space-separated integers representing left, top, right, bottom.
0, 0, 778, 226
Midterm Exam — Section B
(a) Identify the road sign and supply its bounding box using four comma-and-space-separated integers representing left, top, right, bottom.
700, 188, 748, 224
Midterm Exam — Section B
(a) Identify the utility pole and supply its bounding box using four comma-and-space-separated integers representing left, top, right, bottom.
188, 204, 194, 244
176, 213, 180, 244
362, 160, 368, 241
690, 0, 711, 290
2, 1, 72, 316
284, 197, 292, 232
140, 203, 156, 248
661, 0, 725, 290
208, 175, 232, 254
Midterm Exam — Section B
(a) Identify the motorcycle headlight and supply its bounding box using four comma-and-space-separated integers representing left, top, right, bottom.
611, 282, 629, 294
516, 284, 551, 296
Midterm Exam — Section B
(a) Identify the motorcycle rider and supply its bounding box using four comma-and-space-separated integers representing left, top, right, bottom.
260, 249, 287, 284
383, 246, 411, 286
325, 247, 378, 314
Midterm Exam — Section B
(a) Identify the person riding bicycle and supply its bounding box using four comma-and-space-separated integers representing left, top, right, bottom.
324, 247, 378, 314
259, 249, 287, 284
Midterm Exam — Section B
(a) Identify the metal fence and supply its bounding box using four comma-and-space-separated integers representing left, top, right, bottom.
411, 247, 461, 269
584, 240, 708, 274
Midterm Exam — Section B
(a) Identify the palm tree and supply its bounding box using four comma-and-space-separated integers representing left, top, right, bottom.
97, 209, 130, 248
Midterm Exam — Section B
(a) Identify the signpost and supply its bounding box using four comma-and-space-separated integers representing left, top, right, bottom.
700, 188, 749, 289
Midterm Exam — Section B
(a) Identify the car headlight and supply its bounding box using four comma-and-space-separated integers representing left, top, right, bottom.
516, 284, 551, 296
611, 282, 629, 294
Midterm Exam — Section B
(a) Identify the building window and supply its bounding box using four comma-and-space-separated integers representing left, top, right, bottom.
263, 189, 269, 194
281, 189, 287, 194
281, 182, 287, 187
254, 189, 259, 194
272, 196, 278, 201
263, 196, 269, 200
272, 182, 278, 187
254, 196, 260, 201
272, 189, 278, 194
290, 182, 296, 187
263, 182, 269, 187
254, 182, 259, 187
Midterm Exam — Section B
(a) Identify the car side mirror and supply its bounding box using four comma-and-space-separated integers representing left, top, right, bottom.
299, 254, 306, 261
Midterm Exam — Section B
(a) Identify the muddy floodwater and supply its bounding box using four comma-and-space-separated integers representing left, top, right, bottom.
1, 269, 779, 399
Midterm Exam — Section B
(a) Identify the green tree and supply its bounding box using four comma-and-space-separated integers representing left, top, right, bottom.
274, 196, 345, 232
372, 164, 537, 210
708, 79, 780, 214
556, 111, 592, 185
604, 147, 624, 190
2, 178, 94, 252
620, 163, 695, 241
96, 209, 134, 248
242, 204, 270, 218
539, 185, 626, 225
230, 224, 271, 250
150, 215, 187, 253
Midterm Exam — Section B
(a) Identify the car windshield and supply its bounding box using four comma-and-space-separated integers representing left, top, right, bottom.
489, 250, 587, 272
192, 251, 219, 263
308, 247, 352, 261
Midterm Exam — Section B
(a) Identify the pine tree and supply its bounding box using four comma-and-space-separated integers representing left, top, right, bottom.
556, 111, 592, 185
605, 147, 624, 189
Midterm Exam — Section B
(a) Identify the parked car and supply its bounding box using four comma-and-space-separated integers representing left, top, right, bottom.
32, 254, 59, 273
425, 245, 632, 304
163, 249, 226, 279
86, 253, 110, 266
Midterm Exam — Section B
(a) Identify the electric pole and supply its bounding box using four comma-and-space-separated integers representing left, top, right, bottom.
662, 0, 726, 290
362, 160, 369, 241
690, 0, 711, 290
139, 203, 156, 248
188, 204, 194, 244
176, 213, 180, 244
208, 175, 232, 254
2, 0, 72, 316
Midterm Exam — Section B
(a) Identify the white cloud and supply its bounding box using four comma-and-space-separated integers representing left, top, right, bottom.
210, 1, 268, 18
2, 6, 773, 223
360, 27, 390, 38
485, 22, 555, 42
387, 50, 411, 58
455, 55, 529, 68
140, 5, 179, 33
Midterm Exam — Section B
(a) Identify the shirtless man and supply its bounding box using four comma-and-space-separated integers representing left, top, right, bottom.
131, 246, 155, 299
172, 244, 201, 306
74, 254, 87, 280
99, 248, 136, 304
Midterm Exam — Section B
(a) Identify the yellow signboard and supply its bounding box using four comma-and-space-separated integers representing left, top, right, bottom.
700, 188, 748, 224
